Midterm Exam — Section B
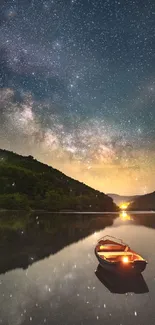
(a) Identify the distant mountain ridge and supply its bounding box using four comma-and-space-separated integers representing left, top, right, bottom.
107, 193, 140, 205
128, 191, 155, 211
0, 149, 118, 211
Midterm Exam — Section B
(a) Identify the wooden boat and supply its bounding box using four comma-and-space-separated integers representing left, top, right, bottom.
94, 235, 147, 274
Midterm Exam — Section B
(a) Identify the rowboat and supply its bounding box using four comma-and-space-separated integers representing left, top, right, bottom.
94, 235, 147, 274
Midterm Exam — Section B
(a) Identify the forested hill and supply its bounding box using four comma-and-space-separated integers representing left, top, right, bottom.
128, 191, 155, 211
0, 149, 118, 211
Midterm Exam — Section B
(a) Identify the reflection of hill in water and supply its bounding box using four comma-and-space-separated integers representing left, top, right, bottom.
0, 211, 116, 275
134, 214, 155, 229
118, 211, 155, 229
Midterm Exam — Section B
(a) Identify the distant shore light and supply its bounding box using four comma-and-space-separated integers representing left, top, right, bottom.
120, 202, 130, 210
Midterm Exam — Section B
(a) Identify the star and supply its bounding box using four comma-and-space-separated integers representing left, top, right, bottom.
0, 0, 154, 195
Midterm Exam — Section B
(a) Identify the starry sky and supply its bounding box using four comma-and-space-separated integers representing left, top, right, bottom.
0, 0, 155, 195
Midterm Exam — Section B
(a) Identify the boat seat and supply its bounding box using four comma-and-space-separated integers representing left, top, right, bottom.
98, 251, 133, 257
98, 244, 127, 252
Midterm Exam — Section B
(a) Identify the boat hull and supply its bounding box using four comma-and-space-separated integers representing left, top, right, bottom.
94, 248, 147, 274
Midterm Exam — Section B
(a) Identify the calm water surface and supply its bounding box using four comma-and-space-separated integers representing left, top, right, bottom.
0, 211, 155, 325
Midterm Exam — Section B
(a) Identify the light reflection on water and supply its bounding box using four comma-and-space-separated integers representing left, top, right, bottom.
119, 210, 133, 220
0, 211, 155, 325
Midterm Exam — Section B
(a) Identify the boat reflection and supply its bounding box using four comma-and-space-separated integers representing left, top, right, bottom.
95, 264, 149, 294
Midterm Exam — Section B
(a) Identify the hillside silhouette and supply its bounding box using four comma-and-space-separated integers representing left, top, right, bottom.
128, 191, 155, 211
0, 149, 117, 211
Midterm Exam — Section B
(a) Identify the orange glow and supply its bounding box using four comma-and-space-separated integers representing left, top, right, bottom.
120, 211, 132, 221
122, 256, 129, 264
120, 211, 128, 218
120, 202, 130, 210
100, 245, 105, 250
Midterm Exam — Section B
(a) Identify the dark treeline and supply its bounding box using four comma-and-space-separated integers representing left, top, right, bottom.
128, 191, 155, 211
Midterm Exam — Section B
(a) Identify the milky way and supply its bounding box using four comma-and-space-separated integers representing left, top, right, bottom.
0, 0, 155, 195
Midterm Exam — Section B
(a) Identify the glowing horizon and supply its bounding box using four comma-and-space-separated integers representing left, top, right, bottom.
0, 1, 155, 196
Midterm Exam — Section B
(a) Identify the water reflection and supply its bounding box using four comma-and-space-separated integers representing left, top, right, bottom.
95, 264, 149, 294
0, 211, 155, 325
0, 210, 155, 276
0, 211, 115, 275
118, 210, 155, 229
133, 213, 155, 229
119, 211, 133, 221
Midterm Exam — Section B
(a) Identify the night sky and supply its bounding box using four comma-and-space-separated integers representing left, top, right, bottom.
0, 0, 155, 195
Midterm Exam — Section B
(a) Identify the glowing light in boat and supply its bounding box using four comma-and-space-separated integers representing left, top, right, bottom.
122, 256, 129, 264
100, 245, 105, 250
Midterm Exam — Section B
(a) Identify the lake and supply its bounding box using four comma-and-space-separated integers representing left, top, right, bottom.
0, 211, 155, 325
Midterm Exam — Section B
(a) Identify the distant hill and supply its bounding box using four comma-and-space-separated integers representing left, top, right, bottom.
128, 191, 155, 211
107, 193, 140, 205
0, 149, 118, 211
